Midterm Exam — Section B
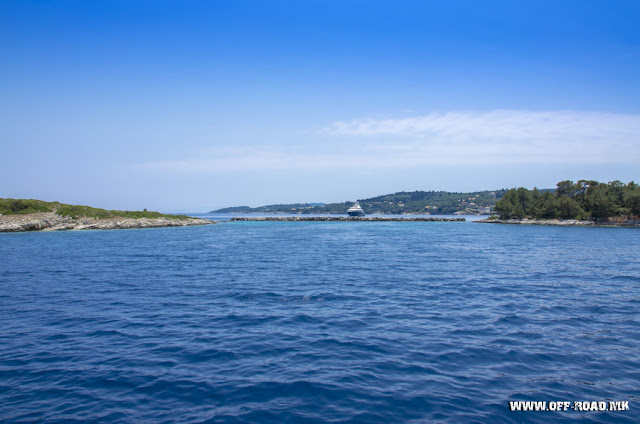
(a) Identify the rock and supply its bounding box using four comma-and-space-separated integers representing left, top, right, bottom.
0, 212, 215, 232
474, 218, 640, 227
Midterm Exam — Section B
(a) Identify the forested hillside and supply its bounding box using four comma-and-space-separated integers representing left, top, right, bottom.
494, 180, 640, 220
212, 190, 507, 214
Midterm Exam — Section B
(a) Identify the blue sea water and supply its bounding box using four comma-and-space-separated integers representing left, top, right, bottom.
1, 221, 639, 423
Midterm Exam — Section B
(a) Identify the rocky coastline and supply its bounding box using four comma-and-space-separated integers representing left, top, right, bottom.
475, 218, 640, 227
0, 212, 214, 232
230, 216, 466, 222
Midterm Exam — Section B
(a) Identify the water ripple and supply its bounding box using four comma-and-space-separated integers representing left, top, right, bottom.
1, 222, 639, 422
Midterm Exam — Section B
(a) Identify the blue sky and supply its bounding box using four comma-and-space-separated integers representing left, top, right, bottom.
2, 0, 639, 211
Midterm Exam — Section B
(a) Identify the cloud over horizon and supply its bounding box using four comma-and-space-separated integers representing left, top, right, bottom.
141, 110, 640, 173
320, 109, 640, 140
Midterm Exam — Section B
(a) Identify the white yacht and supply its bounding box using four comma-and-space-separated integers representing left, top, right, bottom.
347, 202, 365, 217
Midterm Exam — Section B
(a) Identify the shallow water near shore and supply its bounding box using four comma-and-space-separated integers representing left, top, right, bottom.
1, 221, 639, 423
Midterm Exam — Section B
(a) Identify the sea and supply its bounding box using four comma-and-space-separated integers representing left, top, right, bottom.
1, 216, 639, 423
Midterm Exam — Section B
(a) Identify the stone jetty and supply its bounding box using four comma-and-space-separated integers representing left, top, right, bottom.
230, 216, 465, 222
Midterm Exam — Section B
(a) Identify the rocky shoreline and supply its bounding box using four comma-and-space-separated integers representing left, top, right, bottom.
230, 216, 466, 222
475, 218, 640, 227
0, 212, 214, 232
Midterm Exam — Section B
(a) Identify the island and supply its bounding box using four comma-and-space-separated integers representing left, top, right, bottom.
212, 189, 504, 215
476, 180, 640, 227
0, 199, 214, 232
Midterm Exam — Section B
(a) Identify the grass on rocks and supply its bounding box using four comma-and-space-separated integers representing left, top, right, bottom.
0, 198, 192, 220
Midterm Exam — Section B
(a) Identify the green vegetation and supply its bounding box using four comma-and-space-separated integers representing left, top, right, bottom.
495, 180, 640, 221
299, 202, 358, 214
0, 198, 193, 220
354, 190, 505, 214
212, 190, 506, 215
0, 198, 55, 215
214, 203, 325, 213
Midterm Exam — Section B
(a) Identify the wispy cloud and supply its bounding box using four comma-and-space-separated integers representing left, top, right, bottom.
139, 110, 640, 173
320, 110, 640, 141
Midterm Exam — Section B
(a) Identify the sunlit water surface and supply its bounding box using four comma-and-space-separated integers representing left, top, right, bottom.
1, 221, 639, 423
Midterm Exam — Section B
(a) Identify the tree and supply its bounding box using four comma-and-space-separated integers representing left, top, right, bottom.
495, 188, 531, 218
556, 196, 586, 219
537, 191, 557, 219
495, 189, 518, 218
576, 180, 599, 209
624, 185, 640, 217
530, 188, 554, 218
556, 180, 578, 198
515, 187, 532, 217
585, 183, 615, 220
9, 200, 28, 213
495, 179, 633, 221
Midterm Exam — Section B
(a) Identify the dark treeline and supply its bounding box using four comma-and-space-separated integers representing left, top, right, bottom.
495, 180, 640, 220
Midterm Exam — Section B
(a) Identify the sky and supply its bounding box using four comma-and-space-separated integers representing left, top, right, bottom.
1, 0, 639, 212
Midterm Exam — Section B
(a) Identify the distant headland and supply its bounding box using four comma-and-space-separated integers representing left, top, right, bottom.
0, 199, 213, 232
212, 189, 505, 215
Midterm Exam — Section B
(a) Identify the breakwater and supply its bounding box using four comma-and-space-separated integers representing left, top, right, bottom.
230, 216, 465, 222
